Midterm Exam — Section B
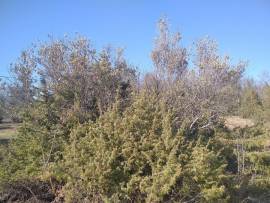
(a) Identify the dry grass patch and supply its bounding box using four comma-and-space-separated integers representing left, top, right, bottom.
224, 116, 254, 130
0, 122, 18, 140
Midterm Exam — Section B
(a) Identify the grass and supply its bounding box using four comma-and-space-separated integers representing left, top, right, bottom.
0, 122, 18, 140
224, 116, 254, 130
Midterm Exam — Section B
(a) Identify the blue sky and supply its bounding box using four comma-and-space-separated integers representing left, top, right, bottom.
0, 0, 269, 79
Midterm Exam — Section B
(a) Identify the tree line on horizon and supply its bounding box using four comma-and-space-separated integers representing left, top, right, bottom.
0, 19, 269, 202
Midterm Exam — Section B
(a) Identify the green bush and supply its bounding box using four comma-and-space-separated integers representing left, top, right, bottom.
59, 92, 231, 202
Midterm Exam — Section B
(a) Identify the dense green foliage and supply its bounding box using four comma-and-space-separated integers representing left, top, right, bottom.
0, 19, 269, 202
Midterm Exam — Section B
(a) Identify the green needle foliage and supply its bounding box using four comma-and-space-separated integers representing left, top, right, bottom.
61, 92, 231, 202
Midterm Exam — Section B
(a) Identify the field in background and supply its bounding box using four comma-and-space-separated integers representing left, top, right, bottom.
0, 117, 256, 140
0, 117, 260, 139
224, 116, 254, 130
0, 122, 18, 143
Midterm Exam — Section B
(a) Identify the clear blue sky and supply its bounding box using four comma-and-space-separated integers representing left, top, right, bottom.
0, 0, 269, 79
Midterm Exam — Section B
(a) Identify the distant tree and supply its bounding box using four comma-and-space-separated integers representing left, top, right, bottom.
239, 79, 263, 120
261, 83, 270, 122
0, 80, 7, 122
7, 50, 36, 122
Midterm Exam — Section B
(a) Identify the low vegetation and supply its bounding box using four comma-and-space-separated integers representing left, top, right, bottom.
0, 19, 269, 202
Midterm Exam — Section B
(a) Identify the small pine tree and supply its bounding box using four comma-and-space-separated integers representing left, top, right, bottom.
239, 80, 263, 120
